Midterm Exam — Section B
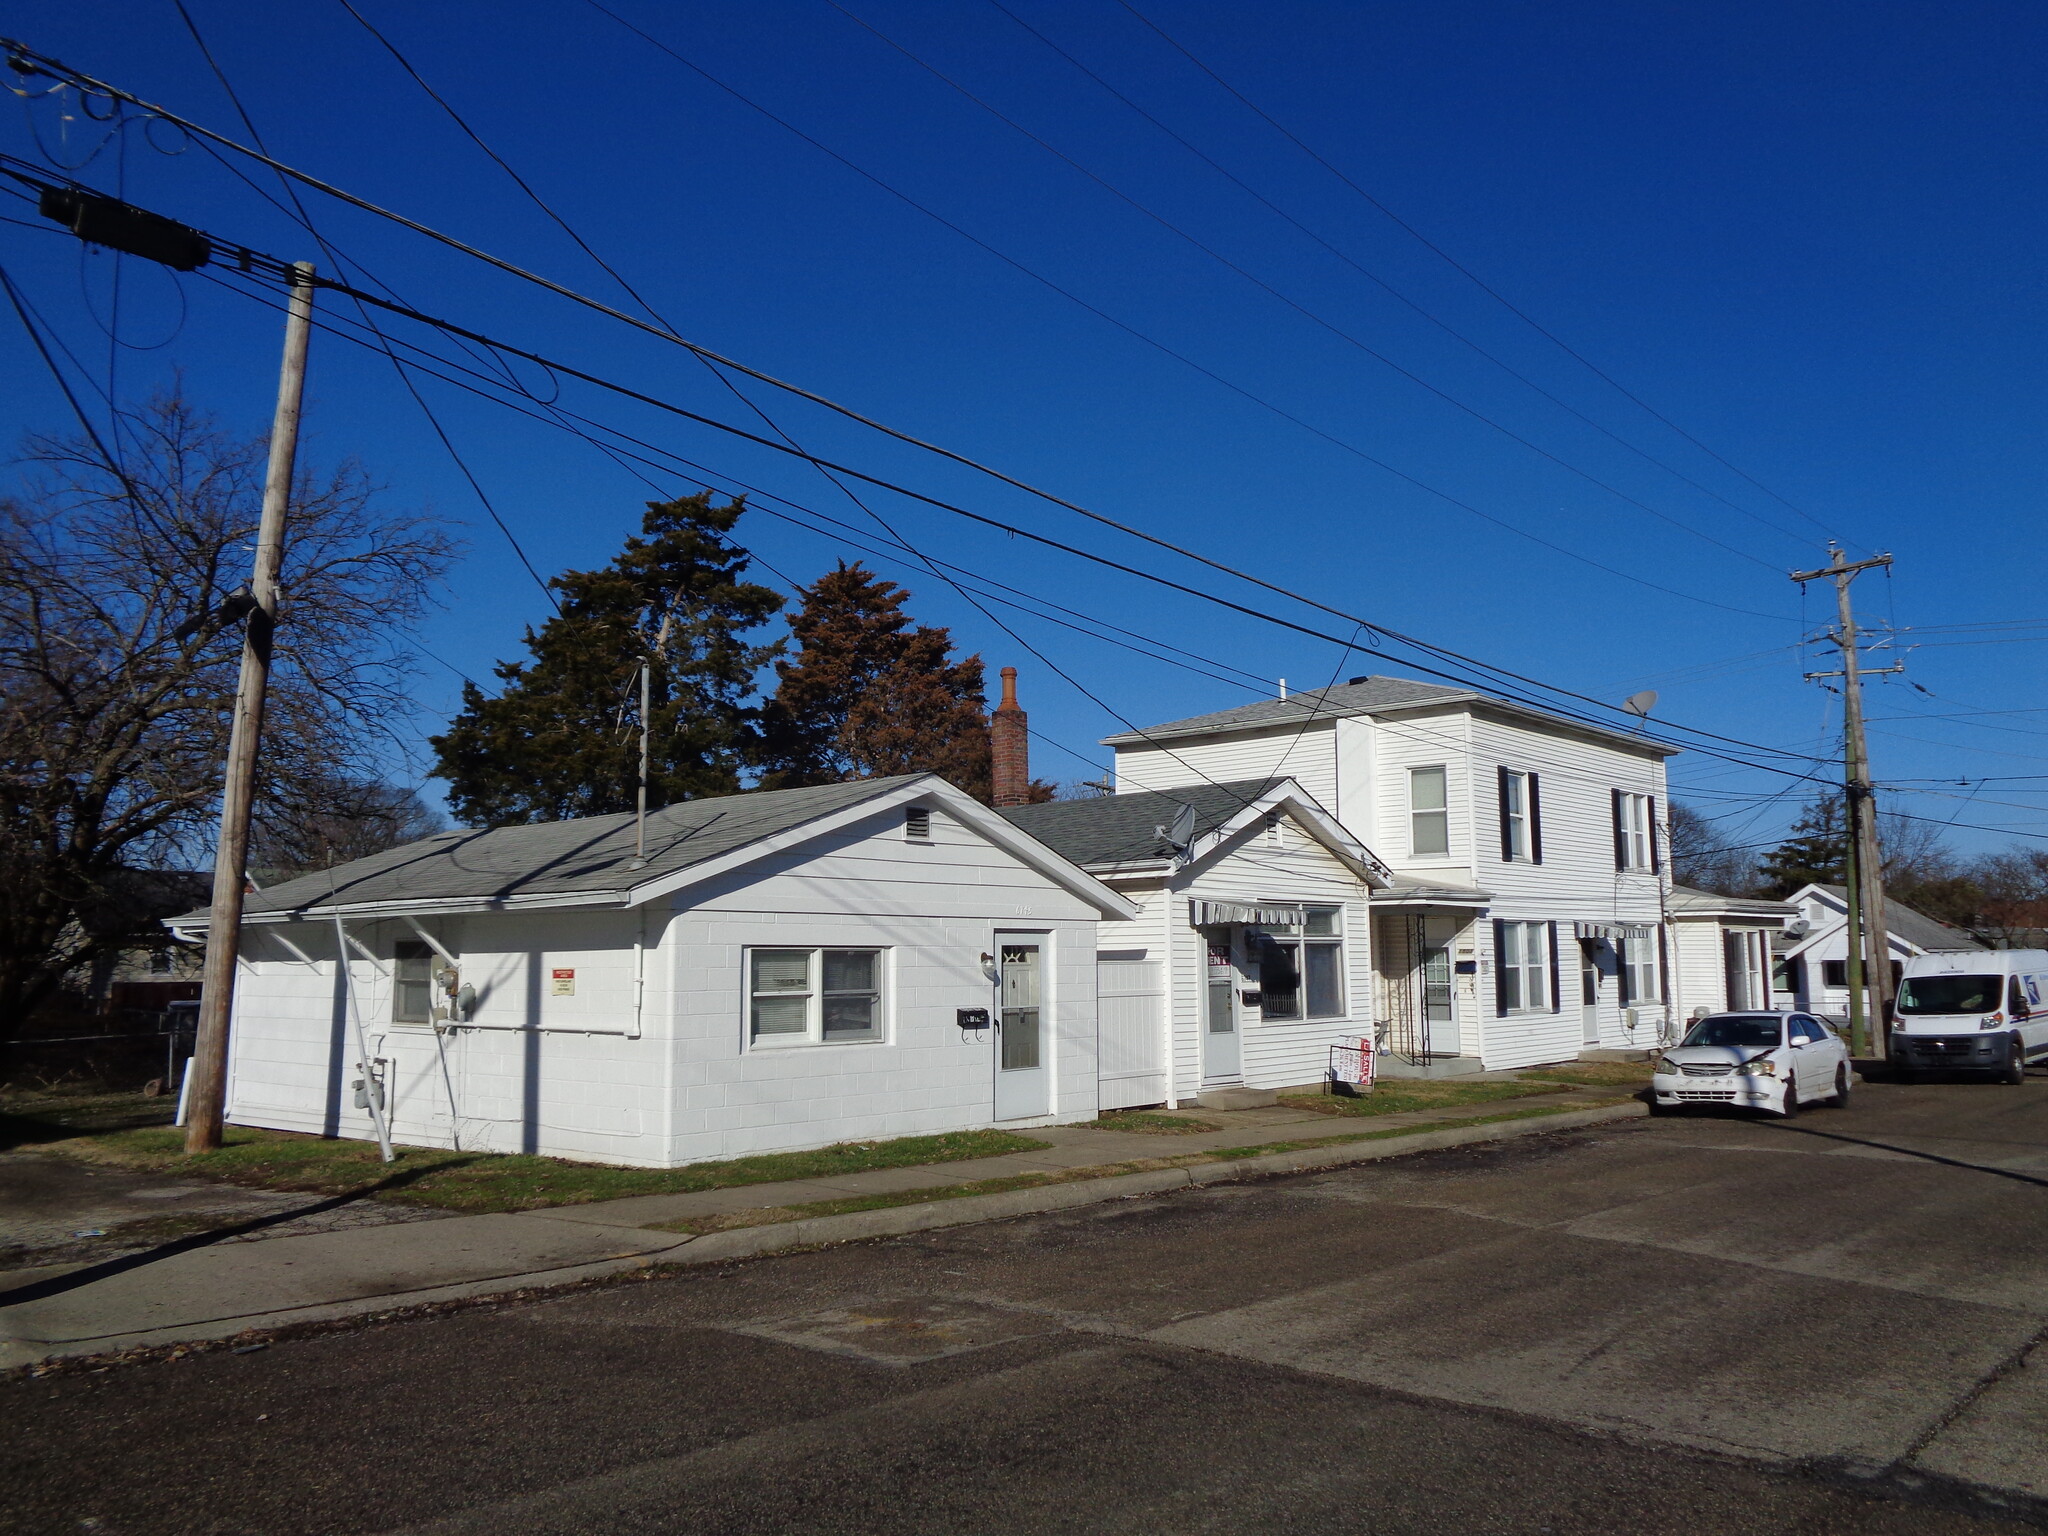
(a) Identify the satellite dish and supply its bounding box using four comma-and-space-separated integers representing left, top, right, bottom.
1622, 690, 1659, 719
1156, 802, 1199, 865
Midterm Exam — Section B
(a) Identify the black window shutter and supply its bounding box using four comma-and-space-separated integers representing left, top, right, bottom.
1529, 774, 1544, 864
1657, 924, 1672, 1005
1616, 934, 1632, 1006
1611, 789, 1627, 871
1648, 795, 1661, 873
1493, 919, 1509, 1015
1498, 767, 1514, 862
1547, 922, 1562, 1013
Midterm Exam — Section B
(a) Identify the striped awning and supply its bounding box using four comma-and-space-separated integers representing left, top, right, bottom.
1190, 899, 1306, 928
1574, 922, 1630, 941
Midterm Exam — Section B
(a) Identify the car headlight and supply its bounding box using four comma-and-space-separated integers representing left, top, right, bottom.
1738, 1058, 1777, 1077
1651, 1056, 1680, 1077
1980, 1013, 2006, 1031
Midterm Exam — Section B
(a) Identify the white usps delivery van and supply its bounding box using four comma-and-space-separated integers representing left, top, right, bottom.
1891, 949, 2048, 1082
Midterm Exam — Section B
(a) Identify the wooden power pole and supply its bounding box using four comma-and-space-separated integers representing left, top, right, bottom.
186, 262, 315, 1152
1792, 546, 1902, 1060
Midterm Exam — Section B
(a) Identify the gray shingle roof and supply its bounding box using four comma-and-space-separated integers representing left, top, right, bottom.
995, 780, 1280, 867
1101, 675, 1469, 745
169, 777, 918, 924
1810, 884, 1988, 952
1668, 884, 1797, 918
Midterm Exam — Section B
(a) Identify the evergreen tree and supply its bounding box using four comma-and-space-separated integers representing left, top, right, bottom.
1756, 796, 1848, 897
759, 563, 998, 800
431, 494, 782, 826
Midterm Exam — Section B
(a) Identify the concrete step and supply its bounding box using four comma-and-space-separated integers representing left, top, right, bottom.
1194, 1086, 1279, 1111
1375, 1055, 1490, 1081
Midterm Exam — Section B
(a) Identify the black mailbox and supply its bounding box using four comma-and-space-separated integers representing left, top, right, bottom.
956, 1007, 991, 1030
1240, 989, 1262, 1008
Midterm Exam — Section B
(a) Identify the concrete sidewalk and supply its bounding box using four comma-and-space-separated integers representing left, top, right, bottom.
0, 1085, 1636, 1369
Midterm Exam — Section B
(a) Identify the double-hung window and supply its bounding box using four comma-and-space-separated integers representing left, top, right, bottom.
1498, 769, 1541, 863
1409, 766, 1449, 857
1495, 920, 1551, 1012
1251, 906, 1346, 1021
1620, 925, 1660, 1004
1613, 791, 1657, 872
393, 941, 434, 1024
749, 948, 885, 1046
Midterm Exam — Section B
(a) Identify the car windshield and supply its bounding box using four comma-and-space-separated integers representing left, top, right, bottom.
1681, 1015, 1783, 1049
1896, 975, 2001, 1015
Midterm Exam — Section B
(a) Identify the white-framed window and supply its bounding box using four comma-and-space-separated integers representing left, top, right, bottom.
1616, 791, 1655, 872
748, 947, 886, 1046
1621, 925, 1659, 1004
1496, 920, 1551, 1012
1499, 769, 1539, 862
1251, 906, 1346, 1021
1409, 766, 1449, 857
393, 940, 434, 1024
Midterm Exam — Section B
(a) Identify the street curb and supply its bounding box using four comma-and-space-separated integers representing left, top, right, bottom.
2, 1100, 1644, 1369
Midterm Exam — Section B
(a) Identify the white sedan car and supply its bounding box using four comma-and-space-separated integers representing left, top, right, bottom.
1649, 1011, 1853, 1116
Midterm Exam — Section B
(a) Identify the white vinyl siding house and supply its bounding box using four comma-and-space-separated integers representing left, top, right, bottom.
1000, 779, 1387, 1108
1100, 677, 1677, 1071
171, 777, 1135, 1167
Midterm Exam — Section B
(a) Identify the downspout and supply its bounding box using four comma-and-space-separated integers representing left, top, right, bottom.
1161, 877, 1180, 1109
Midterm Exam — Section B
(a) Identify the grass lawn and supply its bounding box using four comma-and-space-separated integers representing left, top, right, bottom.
1518, 1060, 1655, 1088
0, 1090, 1048, 1215
1094, 1110, 1222, 1135
1278, 1079, 1568, 1118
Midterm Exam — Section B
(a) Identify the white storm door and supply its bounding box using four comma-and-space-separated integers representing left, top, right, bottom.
995, 938, 1051, 1120
1202, 933, 1242, 1082
1580, 941, 1602, 1046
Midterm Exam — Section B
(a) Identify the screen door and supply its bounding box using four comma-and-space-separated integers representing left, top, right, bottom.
995, 939, 1050, 1119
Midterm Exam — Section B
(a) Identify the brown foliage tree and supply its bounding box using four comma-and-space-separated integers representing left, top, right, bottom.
760, 563, 1004, 800
0, 394, 458, 1030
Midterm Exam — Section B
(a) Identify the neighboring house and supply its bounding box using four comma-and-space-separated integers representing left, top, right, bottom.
1666, 885, 1799, 1018
998, 777, 1390, 1109
1772, 882, 1989, 1014
165, 775, 1134, 1167
1106, 675, 1678, 1070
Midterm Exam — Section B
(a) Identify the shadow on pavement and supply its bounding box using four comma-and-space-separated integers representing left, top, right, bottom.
1763, 1121, 2048, 1189
0, 1157, 478, 1309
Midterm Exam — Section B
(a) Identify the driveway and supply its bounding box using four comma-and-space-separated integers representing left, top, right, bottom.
2, 1078, 2045, 1535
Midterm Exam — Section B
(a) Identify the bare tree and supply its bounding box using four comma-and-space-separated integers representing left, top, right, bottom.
0, 393, 459, 1030
249, 778, 447, 880
1668, 802, 1754, 895
1972, 849, 2048, 946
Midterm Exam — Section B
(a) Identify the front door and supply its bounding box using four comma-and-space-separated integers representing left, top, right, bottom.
1581, 940, 1602, 1046
1203, 933, 1242, 1082
994, 939, 1050, 1120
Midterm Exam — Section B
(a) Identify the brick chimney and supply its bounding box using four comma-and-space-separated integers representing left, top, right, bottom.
991, 666, 1030, 807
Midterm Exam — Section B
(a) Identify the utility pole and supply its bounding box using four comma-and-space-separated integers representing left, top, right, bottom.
1792, 546, 1902, 1060
185, 262, 316, 1151
626, 604, 675, 872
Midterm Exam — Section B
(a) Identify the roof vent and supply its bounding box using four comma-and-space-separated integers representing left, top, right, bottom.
1347, 675, 1371, 686
904, 806, 932, 841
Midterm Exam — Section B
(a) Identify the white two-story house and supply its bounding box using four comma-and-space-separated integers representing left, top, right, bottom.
1107, 675, 1678, 1072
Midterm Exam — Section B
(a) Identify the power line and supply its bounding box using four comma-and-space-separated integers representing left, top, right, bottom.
1109, 0, 1842, 545
168, 0, 563, 610
980, 0, 1818, 552
824, 0, 1787, 574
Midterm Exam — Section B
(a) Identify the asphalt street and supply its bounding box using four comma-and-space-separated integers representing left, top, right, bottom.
5, 1077, 2047, 1536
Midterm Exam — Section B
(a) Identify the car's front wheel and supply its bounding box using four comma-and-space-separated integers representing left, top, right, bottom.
1825, 1063, 1851, 1108
2002, 1036, 2027, 1086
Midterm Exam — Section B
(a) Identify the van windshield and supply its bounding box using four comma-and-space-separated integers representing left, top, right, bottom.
1897, 975, 2001, 1015
1681, 1015, 1783, 1049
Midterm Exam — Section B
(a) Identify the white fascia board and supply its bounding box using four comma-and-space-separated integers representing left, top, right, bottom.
630, 775, 1140, 920
1189, 779, 1393, 888
177, 888, 630, 932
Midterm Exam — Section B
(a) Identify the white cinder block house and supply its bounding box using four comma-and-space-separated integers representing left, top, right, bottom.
1771, 882, 1987, 1015
1108, 676, 1678, 1070
167, 776, 1135, 1167
999, 778, 1390, 1108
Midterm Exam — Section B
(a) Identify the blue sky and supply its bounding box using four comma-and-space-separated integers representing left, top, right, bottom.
5, 1, 2045, 854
